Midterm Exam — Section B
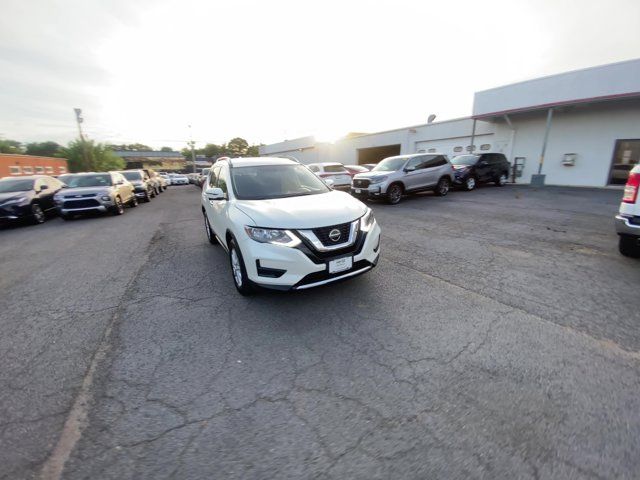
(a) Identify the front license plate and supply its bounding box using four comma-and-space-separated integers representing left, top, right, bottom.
328, 256, 353, 274
355, 188, 362, 194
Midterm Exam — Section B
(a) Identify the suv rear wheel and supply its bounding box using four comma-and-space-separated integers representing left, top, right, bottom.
619, 235, 640, 258
229, 239, 254, 295
495, 173, 508, 186
31, 204, 45, 224
464, 176, 476, 191
386, 183, 403, 205
435, 177, 450, 196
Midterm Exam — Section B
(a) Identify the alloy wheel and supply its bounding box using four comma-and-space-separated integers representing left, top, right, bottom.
388, 185, 402, 204
465, 177, 476, 190
231, 248, 243, 287
498, 174, 507, 186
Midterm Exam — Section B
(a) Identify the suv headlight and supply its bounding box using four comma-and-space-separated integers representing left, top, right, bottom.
360, 208, 375, 232
244, 227, 301, 247
369, 176, 388, 184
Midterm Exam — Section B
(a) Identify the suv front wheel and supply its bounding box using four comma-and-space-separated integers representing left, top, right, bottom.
229, 238, 254, 295
386, 183, 403, 205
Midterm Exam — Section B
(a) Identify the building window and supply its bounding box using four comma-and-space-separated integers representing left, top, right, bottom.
466, 145, 476, 152
35, 166, 45, 173
480, 144, 491, 151
45, 166, 54, 174
428, 148, 437, 153
58, 166, 67, 174
9, 166, 21, 175
453, 146, 463, 153
23, 166, 33, 174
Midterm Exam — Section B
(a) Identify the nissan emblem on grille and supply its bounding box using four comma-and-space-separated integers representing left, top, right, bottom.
328, 229, 341, 242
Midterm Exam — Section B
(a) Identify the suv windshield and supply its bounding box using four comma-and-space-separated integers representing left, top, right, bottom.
232, 164, 330, 200
451, 155, 479, 166
66, 174, 113, 187
121, 171, 142, 181
372, 157, 407, 172
0, 179, 35, 193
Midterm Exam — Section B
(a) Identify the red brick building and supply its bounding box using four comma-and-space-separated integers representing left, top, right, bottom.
0, 153, 68, 178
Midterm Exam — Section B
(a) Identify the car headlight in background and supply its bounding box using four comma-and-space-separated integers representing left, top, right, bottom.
101, 196, 112, 201
360, 208, 375, 232
1, 196, 30, 206
369, 176, 388, 184
244, 227, 301, 247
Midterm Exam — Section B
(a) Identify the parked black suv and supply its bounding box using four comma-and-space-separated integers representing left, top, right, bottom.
451, 153, 511, 190
0, 175, 64, 224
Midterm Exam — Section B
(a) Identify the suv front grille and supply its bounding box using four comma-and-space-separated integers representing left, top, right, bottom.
353, 179, 370, 188
63, 199, 100, 209
312, 222, 352, 247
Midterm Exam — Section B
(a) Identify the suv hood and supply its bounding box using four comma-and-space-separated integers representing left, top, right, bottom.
353, 171, 395, 180
235, 190, 367, 229
58, 186, 112, 196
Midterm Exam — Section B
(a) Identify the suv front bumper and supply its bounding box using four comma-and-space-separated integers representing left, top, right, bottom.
350, 184, 386, 199
57, 196, 115, 215
615, 214, 640, 237
237, 221, 381, 290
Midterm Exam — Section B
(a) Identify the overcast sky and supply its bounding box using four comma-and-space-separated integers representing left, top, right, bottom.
1, 0, 639, 150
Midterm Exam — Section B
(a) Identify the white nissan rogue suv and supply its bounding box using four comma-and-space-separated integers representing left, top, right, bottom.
201, 157, 381, 294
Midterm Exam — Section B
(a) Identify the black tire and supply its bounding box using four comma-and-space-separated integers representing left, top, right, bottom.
143, 192, 151, 203
31, 203, 45, 224
111, 197, 125, 215
619, 235, 640, 258
150, 188, 156, 198
435, 177, 451, 196
60, 213, 73, 221
495, 172, 508, 187
463, 176, 477, 191
386, 183, 403, 205
129, 195, 138, 208
203, 212, 218, 245
228, 238, 254, 295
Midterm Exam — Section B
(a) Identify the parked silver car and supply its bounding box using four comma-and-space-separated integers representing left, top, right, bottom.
54, 172, 137, 219
351, 153, 455, 204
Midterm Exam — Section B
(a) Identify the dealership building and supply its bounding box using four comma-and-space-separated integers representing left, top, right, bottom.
260, 58, 640, 187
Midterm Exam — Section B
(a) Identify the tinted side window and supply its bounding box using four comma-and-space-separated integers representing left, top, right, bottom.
422, 155, 447, 168
406, 155, 433, 170
209, 166, 220, 188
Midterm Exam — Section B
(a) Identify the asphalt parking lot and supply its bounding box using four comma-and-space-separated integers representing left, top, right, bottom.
1, 184, 639, 479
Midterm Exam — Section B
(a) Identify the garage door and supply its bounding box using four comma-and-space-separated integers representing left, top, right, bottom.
415, 134, 494, 158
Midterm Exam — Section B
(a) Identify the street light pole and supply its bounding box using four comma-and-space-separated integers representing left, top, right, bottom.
74, 108, 90, 171
188, 125, 196, 174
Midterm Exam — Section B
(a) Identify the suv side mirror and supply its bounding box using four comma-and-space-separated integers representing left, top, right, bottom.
205, 186, 225, 200
404, 167, 415, 173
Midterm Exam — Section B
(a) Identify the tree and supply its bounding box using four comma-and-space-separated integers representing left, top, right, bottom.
246, 144, 261, 156
226, 137, 249, 157
106, 143, 151, 152
160, 146, 173, 152
202, 143, 222, 158
25, 141, 61, 157
0, 139, 23, 154
58, 139, 125, 173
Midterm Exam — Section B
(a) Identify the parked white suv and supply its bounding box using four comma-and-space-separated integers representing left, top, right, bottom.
615, 164, 640, 257
201, 157, 381, 294
307, 163, 352, 190
351, 153, 455, 204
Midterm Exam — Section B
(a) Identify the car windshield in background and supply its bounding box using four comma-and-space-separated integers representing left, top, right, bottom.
451, 155, 479, 166
324, 165, 346, 173
121, 171, 142, 181
0, 179, 35, 192
232, 164, 330, 200
372, 157, 407, 172
65, 174, 112, 187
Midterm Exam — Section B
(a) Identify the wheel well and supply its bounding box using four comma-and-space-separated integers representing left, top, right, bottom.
226, 230, 234, 247
387, 181, 404, 193
438, 175, 451, 183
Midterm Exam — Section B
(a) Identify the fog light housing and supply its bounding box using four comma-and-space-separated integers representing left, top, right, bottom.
101, 196, 112, 201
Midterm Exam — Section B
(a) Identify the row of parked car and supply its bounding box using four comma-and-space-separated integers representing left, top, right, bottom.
306, 152, 511, 205
0, 168, 175, 225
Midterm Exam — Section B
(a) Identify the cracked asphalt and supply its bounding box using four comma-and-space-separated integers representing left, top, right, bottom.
1, 184, 639, 479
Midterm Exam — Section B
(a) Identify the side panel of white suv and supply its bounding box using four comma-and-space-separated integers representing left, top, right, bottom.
201, 158, 381, 294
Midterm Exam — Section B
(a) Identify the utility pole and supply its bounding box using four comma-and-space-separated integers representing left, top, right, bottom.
188, 124, 196, 174
74, 108, 90, 171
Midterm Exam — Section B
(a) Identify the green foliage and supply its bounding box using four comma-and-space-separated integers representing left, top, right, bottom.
106, 143, 152, 152
160, 146, 173, 152
226, 137, 249, 157
25, 141, 61, 157
58, 140, 125, 173
202, 143, 222, 158
246, 144, 261, 157
0, 139, 23, 154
